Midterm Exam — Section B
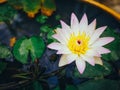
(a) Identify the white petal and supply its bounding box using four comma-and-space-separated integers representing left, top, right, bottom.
47, 43, 62, 50
81, 55, 95, 66
92, 37, 115, 47
94, 57, 103, 65
57, 46, 71, 54
71, 13, 79, 27
76, 58, 86, 74
60, 20, 70, 30
96, 47, 111, 54
87, 19, 96, 36
79, 13, 88, 33
55, 28, 68, 43
66, 54, 78, 64
71, 13, 79, 35
89, 26, 107, 45
59, 55, 68, 67
52, 34, 66, 44
60, 21, 70, 39
86, 49, 101, 57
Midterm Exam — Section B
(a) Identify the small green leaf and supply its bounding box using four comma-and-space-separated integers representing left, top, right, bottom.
36, 14, 48, 24
40, 25, 53, 33
0, 62, 7, 74
55, 15, 61, 21
47, 30, 57, 44
77, 79, 120, 90
33, 81, 43, 90
74, 61, 112, 78
13, 36, 45, 64
0, 45, 12, 59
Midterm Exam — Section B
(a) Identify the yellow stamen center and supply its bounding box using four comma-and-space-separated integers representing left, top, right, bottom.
67, 32, 90, 55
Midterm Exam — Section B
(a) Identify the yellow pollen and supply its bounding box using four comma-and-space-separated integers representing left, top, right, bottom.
67, 32, 90, 55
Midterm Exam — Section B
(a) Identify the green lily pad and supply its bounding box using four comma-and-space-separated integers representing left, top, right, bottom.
13, 36, 45, 64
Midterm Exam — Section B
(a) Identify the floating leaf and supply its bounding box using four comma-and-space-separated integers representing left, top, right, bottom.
77, 79, 120, 90
74, 61, 112, 78
36, 14, 48, 24
47, 30, 57, 44
0, 62, 7, 74
40, 25, 52, 33
13, 37, 28, 64
101, 27, 120, 61
41, 0, 56, 16
29, 36, 45, 62
0, 3, 16, 22
0, 45, 12, 59
13, 36, 45, 64
22, 0, 41, 18
8, 0, 23, 9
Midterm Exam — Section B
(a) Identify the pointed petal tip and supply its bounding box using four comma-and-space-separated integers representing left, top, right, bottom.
83, 13, 88, 19
58, 55, 68, 67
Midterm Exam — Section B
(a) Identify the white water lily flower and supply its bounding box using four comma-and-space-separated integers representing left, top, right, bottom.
47, 13, 114, 74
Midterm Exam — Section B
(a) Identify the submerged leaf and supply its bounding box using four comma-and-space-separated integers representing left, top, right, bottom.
101, 27, 120, 61
0, 62, 7, 74
77, 79, 120, 90
33, 81, 43, 90
74, 61, 112, 78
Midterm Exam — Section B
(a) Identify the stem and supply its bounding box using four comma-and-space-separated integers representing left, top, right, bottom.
40, 66, 65, 79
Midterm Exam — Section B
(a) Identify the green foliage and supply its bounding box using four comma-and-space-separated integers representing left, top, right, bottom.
101, 27, 120, 61
66, 85, 78, 90
22, 0, 41, 14
0, 62, 7, 74
47, 30, 57, 44
0, 3, 16, 22
36, 14, 48, 24
77, 79, 120, 90
74, 61, 112, 78
40, 25, 52, 33
13, 36, 45, 64
53, 85, 78, 90
42, 0, 56, 10
8, 0, 23, 9
55, 15, 61, 21
0, 45, 12, 59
